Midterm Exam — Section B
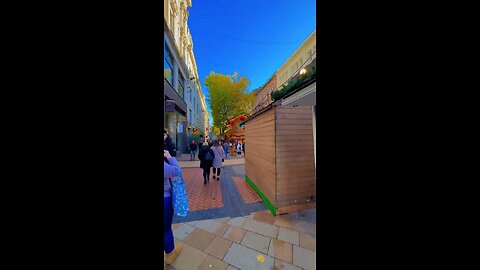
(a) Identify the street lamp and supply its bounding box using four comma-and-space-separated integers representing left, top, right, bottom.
300, 68, 307, 75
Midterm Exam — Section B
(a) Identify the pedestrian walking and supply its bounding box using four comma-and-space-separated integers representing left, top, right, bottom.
223, 140, 229, 160
208, 139, 213, 147
164, 130, 177, 157
198, 142, 214, 185
242, 141, 245, 155
236, 141, 242, 157
189, 140, 198, 161
163, 150, 183, 264
211, 140, 225, 181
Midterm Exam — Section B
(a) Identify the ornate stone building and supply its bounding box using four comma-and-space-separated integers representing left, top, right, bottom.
164, 0, 209, 154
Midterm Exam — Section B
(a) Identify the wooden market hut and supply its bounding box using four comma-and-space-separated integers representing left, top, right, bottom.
243, 103, 316, 215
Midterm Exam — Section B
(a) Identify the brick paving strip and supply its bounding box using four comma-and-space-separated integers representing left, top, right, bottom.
173, 162, 266, 224
165, 208, 316, 270
177, 156, 246, 168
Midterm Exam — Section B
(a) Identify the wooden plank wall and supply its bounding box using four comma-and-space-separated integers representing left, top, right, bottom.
245, 108, 276, 204
275, 106, 316, 205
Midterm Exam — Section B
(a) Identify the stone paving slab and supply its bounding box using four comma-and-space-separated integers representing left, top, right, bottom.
222, 226, 246, 244
166, 209, 316, 270
278, 227, 300, 246
204, 236, 233, 260
223, 243, 275, 270
298, 231, 316, 251
226, 217, 246, 228
268, 238, 293, 263
194, 219, 230, 237
242, 218, 279, 239
292, 245, 316, 270
198, 255, 228, 270
173, 223, 196, 240
292, 220, 316, 236
240, 231, 271, 254
274, 259, 303, 270
252, 210, 276, 225
169, 241, 209, 270
183, 228, 216, 251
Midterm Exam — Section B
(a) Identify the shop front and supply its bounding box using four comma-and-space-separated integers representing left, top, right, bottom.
164, 79, 188, 157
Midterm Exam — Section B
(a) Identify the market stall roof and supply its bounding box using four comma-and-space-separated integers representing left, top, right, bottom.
225, 114, 248, 129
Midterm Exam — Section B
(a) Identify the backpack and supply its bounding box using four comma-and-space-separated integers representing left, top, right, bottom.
205, 151, 214, 161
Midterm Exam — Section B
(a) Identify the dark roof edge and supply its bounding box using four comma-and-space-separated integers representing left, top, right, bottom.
242, 101, 280, 124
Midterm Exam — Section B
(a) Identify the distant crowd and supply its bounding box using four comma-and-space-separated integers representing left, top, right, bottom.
187, 139, 245, 161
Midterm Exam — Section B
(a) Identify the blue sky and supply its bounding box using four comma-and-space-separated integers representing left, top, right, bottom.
187, 0, 316, 124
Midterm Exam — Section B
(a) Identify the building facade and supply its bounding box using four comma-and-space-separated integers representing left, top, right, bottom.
253, 75, 276, 113
276, 30, 316, 90
164, 0, 208, 154
252, 29, 316, 113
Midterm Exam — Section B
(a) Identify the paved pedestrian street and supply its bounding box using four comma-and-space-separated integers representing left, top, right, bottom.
166, 208, 316, 270
167, 157, 316, 269
173, 159, 266, 224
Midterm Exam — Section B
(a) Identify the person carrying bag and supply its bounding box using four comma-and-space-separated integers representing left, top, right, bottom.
164, 150, 186, 264
170, 166, 189, 217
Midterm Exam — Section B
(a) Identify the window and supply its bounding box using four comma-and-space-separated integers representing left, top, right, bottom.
178, 73, 184, 99
295, 62, 299, 70
189, 109, 192, 123
164, 44, 174, 85
308, 49, 312, 56
300, 57, 303, 65
170, 11, 175, 36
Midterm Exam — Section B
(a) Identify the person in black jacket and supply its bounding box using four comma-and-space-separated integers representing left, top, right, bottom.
164, 130, 177, 157
189, 140, 198, 161
198, 140, 203, 152
198, 142, 214, 185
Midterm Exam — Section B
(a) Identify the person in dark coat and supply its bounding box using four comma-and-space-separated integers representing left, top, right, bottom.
198, 142, 214, 185
164, 130, 177, 157
223, 141, 229, 160
189, 140, 198, 161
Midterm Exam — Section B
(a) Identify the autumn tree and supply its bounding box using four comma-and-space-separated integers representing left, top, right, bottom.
204, 72, 256, 133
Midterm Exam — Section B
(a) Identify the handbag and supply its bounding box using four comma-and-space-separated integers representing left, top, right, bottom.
171, 167, 189, 217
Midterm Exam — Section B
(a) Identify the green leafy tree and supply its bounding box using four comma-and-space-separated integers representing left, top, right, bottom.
204, 72, 255, 133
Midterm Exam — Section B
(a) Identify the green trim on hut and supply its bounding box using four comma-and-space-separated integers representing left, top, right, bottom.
245, 175, 276, 216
